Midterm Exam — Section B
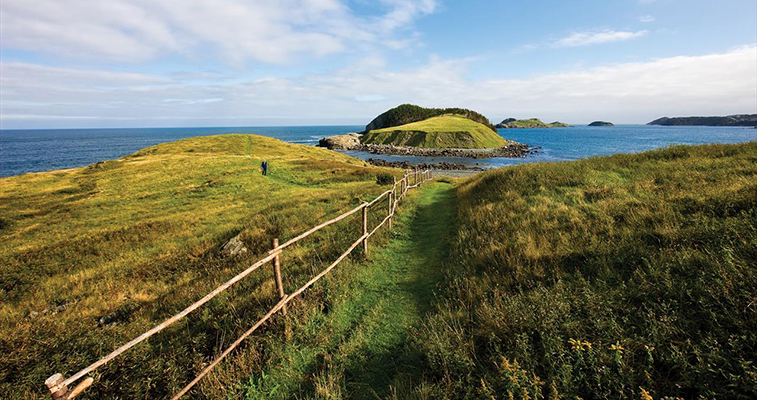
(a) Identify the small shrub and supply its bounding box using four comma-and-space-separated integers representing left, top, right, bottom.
376, 173, 393, 185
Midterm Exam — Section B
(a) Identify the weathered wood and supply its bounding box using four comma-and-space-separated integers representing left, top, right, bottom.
48, 168, 433, 399
388, 190, 393, 230
173, 230, 372, 398
272, 238, 287, 315
171, 297, 289, 400
366, 189, 391, 208
45, 373, 68, 400
49, 249, 281, 394
66, 377, 94, 399
362, 205, 368, 256
271, 202, 366, 253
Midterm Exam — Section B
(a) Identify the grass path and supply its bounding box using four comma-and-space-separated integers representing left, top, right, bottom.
244, 182, 455, 399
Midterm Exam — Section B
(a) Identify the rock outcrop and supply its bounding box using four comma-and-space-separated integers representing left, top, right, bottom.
318, 133, 362, 150
588, 121, 614, 127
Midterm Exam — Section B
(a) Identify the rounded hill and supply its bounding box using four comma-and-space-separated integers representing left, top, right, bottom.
361, 115, 508, 149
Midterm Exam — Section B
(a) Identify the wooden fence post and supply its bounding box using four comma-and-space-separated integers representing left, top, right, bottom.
45, 374, 68, 400
362, 204, 368, 257
46, 374, 94, 400
388, 190, 393, 230
272, 238, 286, 315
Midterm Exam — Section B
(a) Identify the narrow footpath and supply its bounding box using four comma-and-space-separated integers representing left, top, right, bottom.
244, 182, 456, 399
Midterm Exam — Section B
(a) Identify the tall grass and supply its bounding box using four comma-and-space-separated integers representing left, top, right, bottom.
0, 134, 401, 398
415, 143, 757, 398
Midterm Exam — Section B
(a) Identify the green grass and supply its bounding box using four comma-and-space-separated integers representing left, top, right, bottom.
412, 142, 757, 399
362, 115, 508, 149
237, 182, 455, 399
0, 134, 403, 398
5, 136, 756, 399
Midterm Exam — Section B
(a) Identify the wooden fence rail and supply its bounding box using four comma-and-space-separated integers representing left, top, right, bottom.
45, 168, 433, 399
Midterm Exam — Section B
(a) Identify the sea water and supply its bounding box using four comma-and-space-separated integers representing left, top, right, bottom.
1, 125, 755, 177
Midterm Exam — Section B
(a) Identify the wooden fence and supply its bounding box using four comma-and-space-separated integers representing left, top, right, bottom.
45, 168, 434, 399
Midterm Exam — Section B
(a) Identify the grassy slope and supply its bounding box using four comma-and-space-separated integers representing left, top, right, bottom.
239, 183, 455, 399
362, 115, 508, 149
0, 134, 401, 398
415, 143, 757, 398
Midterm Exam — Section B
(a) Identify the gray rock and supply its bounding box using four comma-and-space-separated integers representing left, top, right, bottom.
318, 133, 362, 150
221, 234, 247, 257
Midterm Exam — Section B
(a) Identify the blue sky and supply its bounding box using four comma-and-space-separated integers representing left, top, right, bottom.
1, 0, 755, 129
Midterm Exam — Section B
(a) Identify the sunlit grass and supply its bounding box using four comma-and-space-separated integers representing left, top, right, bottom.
415, 142, 757, 399
362, 115, 508, 149
0, 134, 401, 398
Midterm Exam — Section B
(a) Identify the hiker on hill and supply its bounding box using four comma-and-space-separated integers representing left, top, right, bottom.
260, 160, 268, 176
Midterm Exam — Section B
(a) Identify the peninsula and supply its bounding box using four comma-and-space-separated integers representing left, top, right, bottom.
648, 114, 757, 126
319, 104, 531, 158
497, 118, 569, 128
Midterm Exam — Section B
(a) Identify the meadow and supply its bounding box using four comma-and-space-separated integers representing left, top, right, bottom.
3, 136, 756, 399
414, 142, 757, 398
0, 134, 400, 398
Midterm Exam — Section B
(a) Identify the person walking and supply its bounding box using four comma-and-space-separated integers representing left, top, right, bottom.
260, 160, 268, 176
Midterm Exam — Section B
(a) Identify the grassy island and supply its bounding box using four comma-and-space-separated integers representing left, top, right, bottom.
498, 118, 569, 128
361, 114, 508, 149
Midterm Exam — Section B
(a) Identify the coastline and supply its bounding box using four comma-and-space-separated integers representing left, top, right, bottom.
318, 132, 535, 159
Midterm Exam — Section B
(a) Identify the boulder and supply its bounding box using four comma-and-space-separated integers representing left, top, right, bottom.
318, 133, 362, 150
221, 233, 247, 257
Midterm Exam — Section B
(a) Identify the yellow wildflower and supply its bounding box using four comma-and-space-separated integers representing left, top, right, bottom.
640, 387, 653, 400
610, 341, 624, 353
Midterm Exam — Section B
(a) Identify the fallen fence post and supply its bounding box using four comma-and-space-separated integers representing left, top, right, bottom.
272, 238, 287, 315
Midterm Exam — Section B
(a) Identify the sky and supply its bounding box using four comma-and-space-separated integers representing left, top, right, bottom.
0, 0, 756, 129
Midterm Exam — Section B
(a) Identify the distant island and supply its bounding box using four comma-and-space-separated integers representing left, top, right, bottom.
319, 104, 532, 158
588, 121, 614, 127
648, 114, 757, 126
497, 118, 569, 128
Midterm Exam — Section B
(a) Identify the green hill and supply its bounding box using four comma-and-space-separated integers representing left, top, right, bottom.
414, 142, 757, 398
364, 104, 497, 133
361, 114, 508, 149
498, 118, 569, 128
0, 134, 399, 398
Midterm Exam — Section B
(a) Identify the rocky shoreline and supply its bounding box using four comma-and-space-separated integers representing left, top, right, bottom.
318, 133, 536, 159
367, 158, 484, 171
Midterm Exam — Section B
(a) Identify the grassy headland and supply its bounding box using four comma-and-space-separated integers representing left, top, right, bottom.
0, 134, 400, 398
413, 142, 757, 398
361, 115, 508, 149
364, 104, 497, 133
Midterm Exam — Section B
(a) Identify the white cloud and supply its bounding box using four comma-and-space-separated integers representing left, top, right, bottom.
2, 46, 755, 127
639, 15, 655, 23
0, 0, 436, 64
555, 30, 649, 47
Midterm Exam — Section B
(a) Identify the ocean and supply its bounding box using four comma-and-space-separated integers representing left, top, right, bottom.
1, 125, 755, 177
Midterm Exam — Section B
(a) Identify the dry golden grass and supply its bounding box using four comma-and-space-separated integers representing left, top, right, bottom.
0, 134, 400, 398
